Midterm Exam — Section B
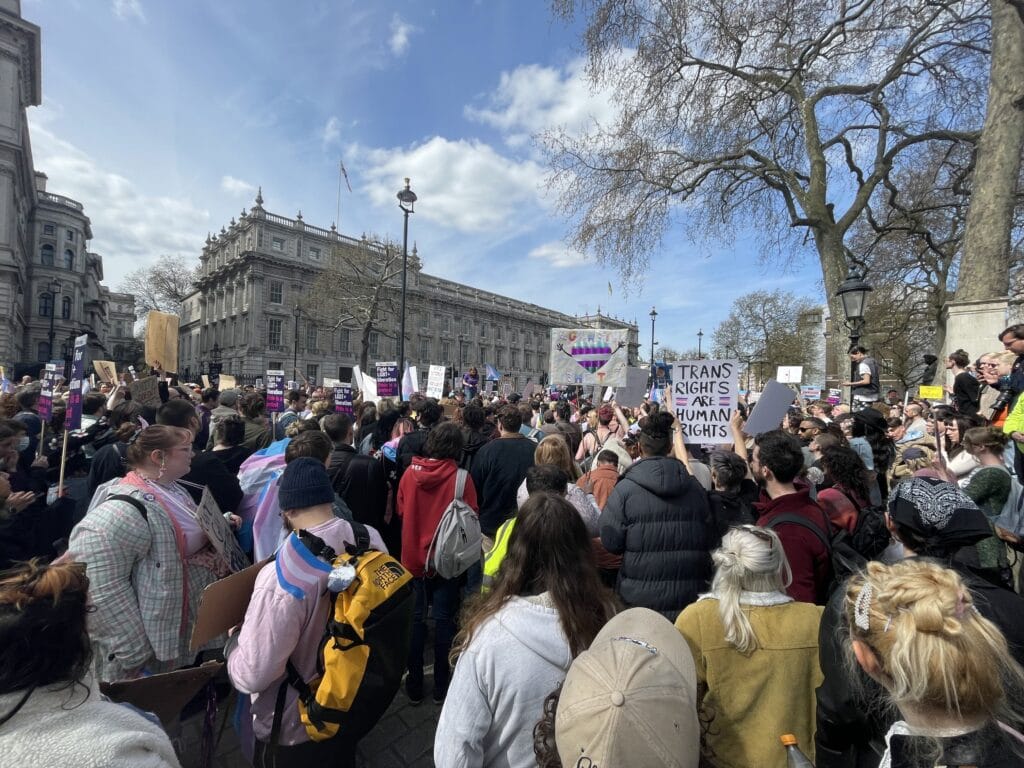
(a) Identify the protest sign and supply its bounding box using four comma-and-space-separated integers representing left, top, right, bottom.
919, 385, 945, 400
499, 376, 513, 398
549, 328, 630, 387
265, 370, 285, 413
219, 374, 237, 391
193, 488, 249, 574
352, 364, 363, 390
376, 362, 399, 398
827, 388, 843, 405
669, 360, 738, 443
776, 366, 803, 384
191, 559, 272, 652
144, 310, 179, 372
128, 375, 161, 407
426, 365, 446, 399
66, 334, 88, 430
522, 382, 537, 401
93, 360, 117, 384
255, 376, 264, 389
333, 383, 353, 415
603, 386, 615, 402
616, 367, 651, 408
361, 372, 379, 402
201, 374, 210, 388
799, 385, 822, 400
37, 364, 57, 421
101, 662, 223, 727
323, 378, 342, 388
742, 380, 797, 435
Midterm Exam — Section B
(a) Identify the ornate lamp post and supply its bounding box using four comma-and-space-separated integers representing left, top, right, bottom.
649, 306, 658, 385
835, 269, 873, 405
292, 305, 301, 380
397, 178, 417, 376
697, 328, 704, 359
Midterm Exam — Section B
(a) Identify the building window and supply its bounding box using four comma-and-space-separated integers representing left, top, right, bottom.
306, 325, 318, 351
511, 349, 519, 369
525, 351, 533, 369
269, 360, 283, 371
37, 341, 51, 361
339, 328, 350, 352
420, 338, 431, 361
269, 280, 283, 304
40, 244, 54, 266
511, 329, 518, 344
66, 229, 75, 242
496, 348, 504, 367
369, 332, 380, 357
307, 364, 318, 382
496, 326, 503, 341
43, 223, 54, 235
441, 340, 451, 361
441, 315, 451, 333
479, 322, 487, 338
463, 320, 471, 335
268, 318, 282, 346
61, 296, 71, 319
272, 237, 285, 252
38, 292, 53, 317
63, 249, 74, 270
309, 247, 320, 260
479, 345, 488, 363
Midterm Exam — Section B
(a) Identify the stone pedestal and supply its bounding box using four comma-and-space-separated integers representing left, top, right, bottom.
942, 298, 1010, 364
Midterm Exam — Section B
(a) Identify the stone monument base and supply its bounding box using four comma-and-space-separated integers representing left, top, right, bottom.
942, 297, 1010, 365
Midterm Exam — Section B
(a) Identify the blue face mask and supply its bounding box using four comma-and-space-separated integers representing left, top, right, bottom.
15, 436, 29, 452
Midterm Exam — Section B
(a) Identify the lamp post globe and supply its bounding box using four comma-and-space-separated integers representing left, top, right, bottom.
396, 178, 417, 377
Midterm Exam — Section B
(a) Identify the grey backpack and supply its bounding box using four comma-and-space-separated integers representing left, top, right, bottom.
425, 469, 481, 579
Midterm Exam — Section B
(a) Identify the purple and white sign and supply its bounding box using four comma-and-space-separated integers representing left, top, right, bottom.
66, 334, 88, 430
376, 362, 399, 398
265, 370, 285, 414
37, 364, 57, 421
333, 384, 353, 415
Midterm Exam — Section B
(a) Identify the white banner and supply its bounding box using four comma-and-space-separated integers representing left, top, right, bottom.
549, 328, 630, 387
426, 365, 446, 399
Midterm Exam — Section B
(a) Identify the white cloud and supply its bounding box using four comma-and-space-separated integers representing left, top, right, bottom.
321, 116, 341, 148
528, 241, 589, 269
360, 136, 547, 233
465, 58, 620, 148
220, 175, 256, 197
389, 14, 417, 56
112, 0, 145, 21
30, 123, 210, 288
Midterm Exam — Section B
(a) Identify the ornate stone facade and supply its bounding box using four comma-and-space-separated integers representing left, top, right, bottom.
180, 193, 639, 389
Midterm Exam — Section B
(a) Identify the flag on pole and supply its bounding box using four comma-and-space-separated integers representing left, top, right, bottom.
0, 366, 12, 394
607, 281, 613, 296
340, 160, 352, 193
485, 363, 501, 382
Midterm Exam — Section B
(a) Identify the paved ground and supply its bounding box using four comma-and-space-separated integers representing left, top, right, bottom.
178, 673, 442, 768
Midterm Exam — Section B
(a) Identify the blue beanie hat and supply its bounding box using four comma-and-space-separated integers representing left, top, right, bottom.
278, 457, 335, 511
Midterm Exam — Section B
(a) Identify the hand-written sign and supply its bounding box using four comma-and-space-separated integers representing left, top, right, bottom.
193, 487, 249, 574
376, 362, 399, 398
265, 370, 285, 413
333, 383, 353, 415
919, 385, 945, 400
66, 335, 88, 430
37, 364, 57, 421
129, 375, 161, 407
670, 359, 738, 443
93, 360, 117, 384
426, 365, 446, 399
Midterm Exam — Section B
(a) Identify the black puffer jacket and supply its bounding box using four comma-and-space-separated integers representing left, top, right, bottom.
599, 455, 713, 619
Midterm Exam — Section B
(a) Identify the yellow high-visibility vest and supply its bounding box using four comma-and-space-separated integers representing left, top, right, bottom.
481, 517, 517, 592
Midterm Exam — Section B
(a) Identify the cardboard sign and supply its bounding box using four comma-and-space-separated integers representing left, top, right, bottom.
376, 362, 399, 398
426, 365, 446, 399
499, 376, 513, 398
66, 335, 88, 430
549, 327, 630, 386
201, 374, 210, 389
742, 380, 797, 435
100, 661, 223, 726
255, 376, 264, 389
190, 558, 273, 652
93, 360, 117, 384
333, 383, 353, 415
919, 385, 945, 400
669, 360, 738, 444
265, 370, 285, 413
800, 385, 822, 400
144, 310, 180, 372
219, 374, 237, 391
193, 488, 249, 574
776, 366, 803, 384
361, 372, 379, 402
616, 367, 651, 408
129, 375, 161, 407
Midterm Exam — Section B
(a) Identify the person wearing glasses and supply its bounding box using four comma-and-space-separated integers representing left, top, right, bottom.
675, 525, 824, 768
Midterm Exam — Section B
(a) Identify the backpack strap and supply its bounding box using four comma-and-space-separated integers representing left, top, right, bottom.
106, 493, 148, 521
270, 660, 313, 749
346, 520, 372, 557
764, 513, 831, 552
454, 468, 468, 503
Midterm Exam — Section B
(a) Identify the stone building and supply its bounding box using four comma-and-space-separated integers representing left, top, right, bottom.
179, 192, 639, 389
107, 291, 139, 366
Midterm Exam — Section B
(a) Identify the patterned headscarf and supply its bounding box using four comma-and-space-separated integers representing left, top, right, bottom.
888, 476, 991, 553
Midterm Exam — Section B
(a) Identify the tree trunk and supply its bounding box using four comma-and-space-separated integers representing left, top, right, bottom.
359, 322, 371, 373
814, 225, 854, 394
957, 0, 1024, 301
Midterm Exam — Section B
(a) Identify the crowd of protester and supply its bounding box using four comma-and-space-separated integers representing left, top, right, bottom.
1, 323, 1024, 766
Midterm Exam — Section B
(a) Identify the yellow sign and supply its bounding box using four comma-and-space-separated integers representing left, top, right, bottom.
918, 385, 944, 400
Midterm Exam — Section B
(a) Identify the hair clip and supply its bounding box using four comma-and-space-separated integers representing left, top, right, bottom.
854, 583, 873, 631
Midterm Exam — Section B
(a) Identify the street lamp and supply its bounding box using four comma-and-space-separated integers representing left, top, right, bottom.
649, 307, 658, 384
292, 304, 301, 380
46, 280, 61, 359
835, 268, 873, 404
397, 178, 417, 376
697, 328, 704, 359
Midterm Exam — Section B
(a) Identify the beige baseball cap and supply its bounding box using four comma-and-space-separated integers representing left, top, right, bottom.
555, 607, 699, 768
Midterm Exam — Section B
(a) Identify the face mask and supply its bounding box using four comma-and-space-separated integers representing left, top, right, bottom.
15, 436, 29, 452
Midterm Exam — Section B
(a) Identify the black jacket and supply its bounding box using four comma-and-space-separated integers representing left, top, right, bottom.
470, 435, 536, 536
815, 557, 1024, 768
459, 428, 491, 472
396, 427, 431, 481
599, 456, 713, 619
181, 451, 244, 513
328, 445, 388, 532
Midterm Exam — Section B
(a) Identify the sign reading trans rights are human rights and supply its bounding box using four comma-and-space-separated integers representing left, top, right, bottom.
670, 359, 739, 444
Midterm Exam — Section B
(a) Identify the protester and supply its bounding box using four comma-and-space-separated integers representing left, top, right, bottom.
675, 526, 823, 767
816, 445, 873, 535
844, 559, 1024, 765
470, 406, 536, 544
599, 411, 713, 618
460, 404, 493, 470
235, 392, 273, 451
273, 390, 308, 440
945, 348, 982, 416
0, 559, 181, 767
958, 426, 1013, 588
226, 457, 387, 768
323, 413, 388, 536
194, 387, 218, 450
434, 492, 617, 768
208, 413, 253, 474
575, 448, 620, 510
843, 346, 881, 407
706, 449, 758, 540
86, 400, 147, 497
396, 399, 443, 479
462, 367, 479, 400
515, 435, 598, 534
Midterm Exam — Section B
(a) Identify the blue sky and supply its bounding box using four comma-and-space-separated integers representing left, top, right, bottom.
23, 0, 820, 356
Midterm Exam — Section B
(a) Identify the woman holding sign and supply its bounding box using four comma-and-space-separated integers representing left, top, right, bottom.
67, 425, 229, 682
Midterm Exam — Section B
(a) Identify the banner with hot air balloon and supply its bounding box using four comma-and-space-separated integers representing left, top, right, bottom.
549, 328, 630, 387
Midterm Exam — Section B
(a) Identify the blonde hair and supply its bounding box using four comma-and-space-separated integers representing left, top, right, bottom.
845, 560, 1024, 720
710, 526, 792, 654
535, 434, 580, 480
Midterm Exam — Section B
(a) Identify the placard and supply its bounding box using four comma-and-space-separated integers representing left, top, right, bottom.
265, 370, 285, 413
333, 383, 353, 415
827, 388, 842, 405
128, 375, 161, 407
549, 328, 630, 387
255, 376, 264, 389
800, 385, 822, 400
190, 558, 273, 652
522, 382, 537, 401
919, 385, 945, 400
219, 374, 237, 391
66, 334, 88, 430
616, 367, 650, 408
376, 362, 399, 398
499, 376, 513, 398
742, 380, 797, 435
361, 372, 379, 403
101, 662, 223, 726
193, 488, 249, 574
201, 374, 210, 389
426, 365, 446, 399
37, 364, 57, 421
93, 360, 117, 384
776, 366, 803, 384
144, 310, 180, 372
669, 359, 738, 443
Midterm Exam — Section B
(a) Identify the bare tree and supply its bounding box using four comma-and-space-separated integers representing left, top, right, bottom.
119, 255, 199, 314
302, 236, 407, 372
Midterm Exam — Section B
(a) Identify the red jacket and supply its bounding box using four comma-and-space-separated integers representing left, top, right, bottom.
755, 488, 831, 604
396, 456, 479, 577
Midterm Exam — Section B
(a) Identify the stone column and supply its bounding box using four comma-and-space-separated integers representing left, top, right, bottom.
942, 298, 1010, 367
